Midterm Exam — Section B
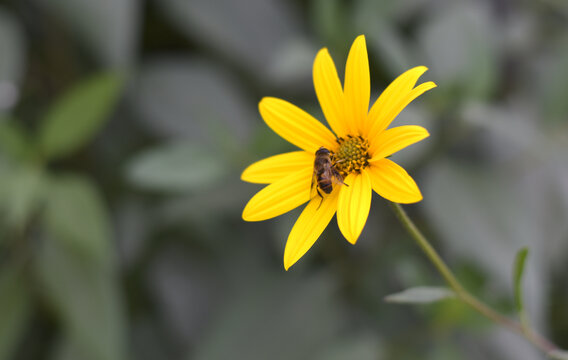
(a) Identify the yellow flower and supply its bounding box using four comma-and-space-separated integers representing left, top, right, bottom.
241, 35, 436, 270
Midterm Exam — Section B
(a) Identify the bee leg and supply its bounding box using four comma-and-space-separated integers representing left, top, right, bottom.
316, 197, 324, 210
316, 188, 324, 210
310, 177, 320, 200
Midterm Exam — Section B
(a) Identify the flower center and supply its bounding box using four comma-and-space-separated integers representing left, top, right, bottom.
333, 135, 370, 177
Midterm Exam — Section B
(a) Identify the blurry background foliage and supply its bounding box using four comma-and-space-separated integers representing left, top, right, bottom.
0, 0, 567, 359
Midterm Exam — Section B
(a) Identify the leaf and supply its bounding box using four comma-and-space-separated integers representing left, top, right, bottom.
130, 58, 253, 146
418, 2, 497, 99
38, 73, 123, 160
537, 39, 568, 125
0, 264, 31, 360
461, 102, 541, 159
355, 0, 425, 75
35, 0, 139, 68
36, 232, 126, 360
0, 117, 33, 161
549, 350, 568, 360
155, 0, 301, 79
38, 174, 125, 360
126, 143, 227, 192
43, 174, 111, 264
311, 0, 346, 46
192, 273, 345, 360
422, 161, 548, 314
51, 338, 90, 360
0, 8, 26, 112
384, 286, 456, 304
314, 333, 382, 360
0, 165, 46, 230
513, 247, 529, 314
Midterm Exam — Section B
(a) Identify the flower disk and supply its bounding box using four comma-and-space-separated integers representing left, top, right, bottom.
334, 135, 370, 177
241, 34, 436, 270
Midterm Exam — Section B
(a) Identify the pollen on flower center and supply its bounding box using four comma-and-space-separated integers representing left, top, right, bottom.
333, 135, 370, 177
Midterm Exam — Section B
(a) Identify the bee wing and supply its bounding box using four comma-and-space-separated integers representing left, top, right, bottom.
330, 168, 345, 186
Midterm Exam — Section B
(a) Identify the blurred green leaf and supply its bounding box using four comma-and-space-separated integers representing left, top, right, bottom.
43, 175, 111, 263
365, 23, 413, 76
127, 142, 227, 192
131, 58, 253, 147
422, 161, 549, 326
51, 338, 88, 360
314, 333, 382, 360
38, 174, 124, 360
0, 264, 31, 360
537, 39, 568, 125
0, 165, 45, 230
385, 286, 456, 304
156, 0, 301, 79
265, 38, 316, 87
192, 273, 345, 360
36, 0, 139, 68
423, 162, 534, 283
0, 8, 25, 112
311, 0, 346, 47
0, 117, 33, 161
461, 104, 568, 267
513, 247, 529, 314
355, 0, 418, 74
428, 294, 488, 331
37, 235, 126, 360
419, 2, 497, 100
461, 102, 540, 160
549, 350, 568, 360
38, 73, 123, 160
425, 342, 463, 360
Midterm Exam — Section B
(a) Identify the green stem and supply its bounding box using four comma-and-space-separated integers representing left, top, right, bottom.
389, 202, 558, 354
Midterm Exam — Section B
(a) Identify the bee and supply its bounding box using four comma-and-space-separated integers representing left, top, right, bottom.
312, 147, 346, 203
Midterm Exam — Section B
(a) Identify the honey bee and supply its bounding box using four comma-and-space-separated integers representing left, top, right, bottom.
312, 147, 346, 202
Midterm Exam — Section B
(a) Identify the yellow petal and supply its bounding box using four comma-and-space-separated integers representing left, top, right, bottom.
367, 159, 422, 204
242, 167, 312, 221
368, 81, 436, 141
366, 66, 433, 138
284, 190, 339, 270
337, 171, 372, 244
259, 97, 337, 153
343, 35, 370, 135
313, 48, 349, 136
369, 125, 429, 160
241, 151, 314, 184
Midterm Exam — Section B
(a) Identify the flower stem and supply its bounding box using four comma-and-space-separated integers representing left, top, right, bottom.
389, 202, 558, 354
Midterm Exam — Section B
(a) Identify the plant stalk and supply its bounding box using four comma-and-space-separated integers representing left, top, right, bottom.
389, 202, 558, 354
